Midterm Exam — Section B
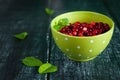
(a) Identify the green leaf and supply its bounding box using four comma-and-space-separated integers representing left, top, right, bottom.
45, 8, 54, 15
54, 25, 62, 30
58, 18, 69, 26
22, 57, 43, 67
38, 63, 57, 74
14, 32, 28, 40
53, 18, 69, 30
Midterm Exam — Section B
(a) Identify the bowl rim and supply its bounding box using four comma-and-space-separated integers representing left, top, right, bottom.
51, 11, 114, 38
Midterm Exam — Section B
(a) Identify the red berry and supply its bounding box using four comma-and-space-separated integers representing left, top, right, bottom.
78, 32, 83, 36
83, 27, 87, 32
59, 21, 110, 37
72, 31, 77, 36
93, 29, 98, 35
74, 21, 80, 26
68, 33, 73, 36
90, 21, 96, 26
81, 23, 87, 27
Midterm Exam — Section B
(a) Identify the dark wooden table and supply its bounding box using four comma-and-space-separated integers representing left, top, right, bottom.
0, 0, 120, 80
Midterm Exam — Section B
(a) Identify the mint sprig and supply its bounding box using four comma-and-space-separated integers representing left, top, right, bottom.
22, 57, 43, 67
54, 18, 69, 30
38, 63, 57, 74
58, 18, 69, 26
14, 32, 28, 40
45, 8, 54, 15
22, 56, 57, 74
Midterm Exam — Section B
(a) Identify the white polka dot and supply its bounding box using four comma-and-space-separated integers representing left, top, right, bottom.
102, 41, 106, 44
65, 38, 68, 41
89, 49, 93, 53
56, 38, 58, 40
77, 46, 80, 49
90, 40, 94, 43
66, 49, 69, 51
78, 54, 81, 57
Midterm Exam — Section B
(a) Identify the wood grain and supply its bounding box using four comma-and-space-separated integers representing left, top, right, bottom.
0, 0, 120, 80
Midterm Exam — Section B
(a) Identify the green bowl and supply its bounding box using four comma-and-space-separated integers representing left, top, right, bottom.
51, 11, 114, 61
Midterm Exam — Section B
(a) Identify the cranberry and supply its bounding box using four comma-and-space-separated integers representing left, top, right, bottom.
83, 27, 88, 32
58, 21, 110, 37
72, 31, 77, 36
68, 32, 73, 36
81, 23, 87, 27
74, 21, 81, 26
93, 29, 98, 35
78, 32, 83, 36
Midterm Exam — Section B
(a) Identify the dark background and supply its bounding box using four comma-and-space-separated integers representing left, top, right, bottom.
0, 0, 120, 80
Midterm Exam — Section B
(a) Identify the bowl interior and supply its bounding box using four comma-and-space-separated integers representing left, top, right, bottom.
51, 11, 114, 35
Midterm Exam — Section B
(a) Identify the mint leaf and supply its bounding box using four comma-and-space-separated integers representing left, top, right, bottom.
54, 18, 69, 30
54, 25, 62, 30
58, 18, 69, 26
14, 32, 28, 40
22, 57, 43, 67
38, 63, 57, 74
45, 8, 54, 15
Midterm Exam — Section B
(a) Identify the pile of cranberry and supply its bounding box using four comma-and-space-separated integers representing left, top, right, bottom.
59, 21, 110, 36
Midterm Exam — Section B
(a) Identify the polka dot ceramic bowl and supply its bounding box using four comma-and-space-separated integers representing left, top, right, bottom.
51, 11, 114, 61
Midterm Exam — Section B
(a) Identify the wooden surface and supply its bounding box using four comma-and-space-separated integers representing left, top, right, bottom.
0, 0, 120, 80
